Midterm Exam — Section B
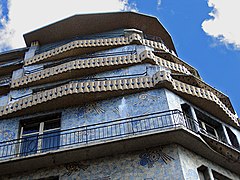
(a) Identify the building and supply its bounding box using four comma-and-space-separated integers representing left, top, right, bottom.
0, 12, 239, 179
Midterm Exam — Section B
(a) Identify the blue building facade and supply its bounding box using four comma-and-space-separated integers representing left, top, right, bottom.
0, 12, 239, 179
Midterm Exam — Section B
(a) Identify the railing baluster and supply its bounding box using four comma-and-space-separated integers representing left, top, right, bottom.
86, 127, 88, 143
1, 110, 221, 160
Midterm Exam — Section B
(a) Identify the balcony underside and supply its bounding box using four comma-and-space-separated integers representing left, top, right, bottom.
200, 132, 240, 162
0, 127, 239, 176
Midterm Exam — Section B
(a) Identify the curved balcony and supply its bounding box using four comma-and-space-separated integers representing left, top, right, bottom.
171, 79, 238, 127
0, 70, 171, 118
0, 110, 187, 159
0, 110, 239, 175
1, 71, 238, 128
172, 74, 235, 114
12, 50, 190, 89
24, 33, 171, 66
154, 51, 200, 78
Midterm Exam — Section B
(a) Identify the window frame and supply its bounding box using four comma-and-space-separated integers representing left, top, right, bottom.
200, 121, 219, 139
19, 114, 61, 156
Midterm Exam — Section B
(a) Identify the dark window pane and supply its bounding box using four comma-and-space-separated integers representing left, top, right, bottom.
22, 123, 39, 135
44, 119, 60, 130
42, 130, 60, 152
20, 135, 38, 156
205, 124, 216, 137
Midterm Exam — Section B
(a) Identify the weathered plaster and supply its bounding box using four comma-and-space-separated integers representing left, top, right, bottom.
61, 89, 169, 130
0, 95, 8, 107
3, 144, 184, 180
177, 145, 239, 180
0, 118, 19, 142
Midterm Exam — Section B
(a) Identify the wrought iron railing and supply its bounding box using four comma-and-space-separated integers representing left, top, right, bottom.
0, 76, 11, 86
0, 59, 22, 68
0, 109, 198, 160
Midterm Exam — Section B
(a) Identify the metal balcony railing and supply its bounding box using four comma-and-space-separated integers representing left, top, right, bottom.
0, 110, 198, 160
0, 76, 11, 86
0, 59, 22, 68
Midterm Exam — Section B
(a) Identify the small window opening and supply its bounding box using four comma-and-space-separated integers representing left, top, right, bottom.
181, 103, 193, 118
194, 109, 227, 141
212, 170, 232, 180
225, 127, 239, 149
197, 165, 210, 180
181, 103, 196, 130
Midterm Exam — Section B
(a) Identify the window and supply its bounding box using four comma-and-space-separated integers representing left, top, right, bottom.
212, 170, 232, 180
225, 127, 239, 149
197, 165, 210, 180
181, 103, 196, 130
201, 122, 218, 139
194, 109, 224, 140
20, 114, 61, 156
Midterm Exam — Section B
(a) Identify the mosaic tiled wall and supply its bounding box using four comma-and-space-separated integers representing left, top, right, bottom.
61, 89, 169, 130
177, 145, 239, 180
3, 144, 184, 180
0, 118, 18, 142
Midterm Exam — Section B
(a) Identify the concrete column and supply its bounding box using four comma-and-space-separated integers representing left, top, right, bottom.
24, 41, 39, 60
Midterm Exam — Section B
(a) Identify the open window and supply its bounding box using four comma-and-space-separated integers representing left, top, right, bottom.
20, 113, 61, 156
225, 127, 239, 149
212, 170, 232, 180
194, 109, 227, 142
181, 103, 196, 130
197, 165, 211, 180
200, 121, 218, 139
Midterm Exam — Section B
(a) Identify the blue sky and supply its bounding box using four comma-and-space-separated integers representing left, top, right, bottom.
0, 0, 239, 116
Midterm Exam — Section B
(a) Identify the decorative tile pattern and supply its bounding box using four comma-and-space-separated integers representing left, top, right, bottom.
0, 118, 18, 142
61, 89, 169, 131
0, 129, 15, 141
3, 145, 184, 180
64, 161, 90, 176
139, 148, 174, 168
177, 145, 240, 180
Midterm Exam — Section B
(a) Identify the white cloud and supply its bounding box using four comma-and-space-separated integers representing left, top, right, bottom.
157, 0, 161, 9
0, 4, 2, 17
0, 0, 137, 52
202, 0, 240, 50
